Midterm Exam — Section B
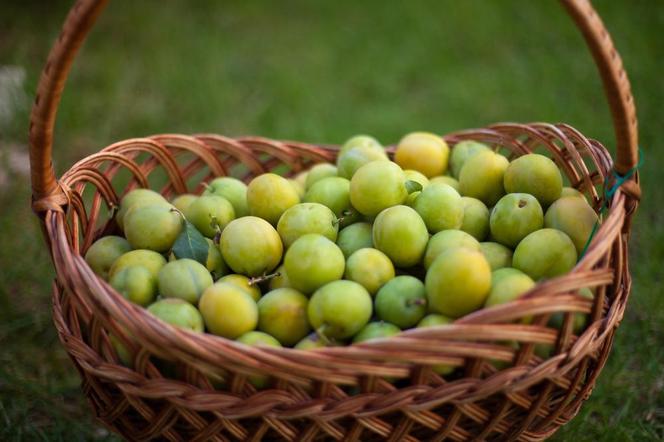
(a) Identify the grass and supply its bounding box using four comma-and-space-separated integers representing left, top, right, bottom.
0, 0, 662, 440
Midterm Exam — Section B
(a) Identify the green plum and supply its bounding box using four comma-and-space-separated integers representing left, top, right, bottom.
124, 204, 182, 252
235, 331, 282, 388
485, 268, 535, 322
352, 321, 401, 343
293, 170, 309, 189
405, 191, 420, 207
269, 264, 291, 290
504, 154, 563, 207
294, 333, 330, 350
513, 228, 577, 280
203, 177, 249, 217
171, 194, 197, 213
479, 242, 513, 270
458, 150, 509, 206
277, 203, 338, 248
544, 196, 598, 254
426, 248, 491, 318
375, 275, 427, 328
416, 314, 454, 375
109, 249, 167, 279
450, 140, 490, 178
548, 287, 594, 333
199, 282, 258, 338
429, 175, 460, 191
308, 280, 373, 339
339, 134, 383, 156
183, 195, 235, 238
305, 163, 338, 189
284, 234, 345, 294
560, 186, 587, 201
85, 235, 131, 280
247, 173, 300, 225
289, 179, 306, 198
147, 298, 204, 332
336, 222, 373, 258
403, 169, 430, 188
423, 229, 480, 269
257, 288, 311, 346
205, 238, 228, 279
394, 132, 449, 178
110, 265, 157, 307
336, 145, 389, 179
304, 177, 359, 228
372, 205, 429, 267
116, 188, 167, 231
350, 161, 409, 216
158, 259, 213, 304
413, 183, 464, 232
489, 193, 544, 248
217, 274, 261, 301
460, 197, 490, 241
344, 248, 395, 295
219, 216, 283, 277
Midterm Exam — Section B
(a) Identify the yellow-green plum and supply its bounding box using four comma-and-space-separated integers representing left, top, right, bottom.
257, 288, 310, 346
489, 193, 543, 248
337, 145, 389, 179
247, 173, 300, 225
147, 298, 204, 332
548, 287, 594, 333
459, 150, 509, 206
277, 203, 338, 248
394, 132, 449, 177
560, 186, 587, 201
450, 140, 490, 178
85, 235, 131, 280
513, 229, 577, 280
289, 179, 306, 199
479, 242, 513, 270
124, 204, 182, 252
485, 268, 535, 321
304, 177, 359, 228
294, 333, 329, 350
171, 194, 197, 214
339, 134, 383, 156
403, 169, 430, 188
544, 196, 598, 254
116, 188, 167, 231
344, 248, 395, 295
413, 183, 464, 233
269, 264, 291, 290
205, 238, 228, 279
429, 175, 460, 191
217, 274, 261, 302
504, 154, 563, 207
293, 170, 309, 189
375, 275, 427, 328
235, 331, 282, 388
405, 191, 420, 207
350, 161, 408, 216
305, 163, 338, 189
158, 259, 214, 304
423, 229, 480, 269
308, 280, 372, 339
373, 205, 429, 267
110, 265, 157, 307
425, 248, 491, 318
109, 249, 167, 279
220, 217, 283, 277
336, 222, 373, 258
183, 195, 235, 238
352, 321, 401, 344
460, 197, 490, 241
199, 282, 258, 338
284, 234, 345, 294
203, 177, 249, 217
416, 314, 454, 375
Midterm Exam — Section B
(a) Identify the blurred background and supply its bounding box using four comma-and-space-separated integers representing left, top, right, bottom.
0, 0, 661, 440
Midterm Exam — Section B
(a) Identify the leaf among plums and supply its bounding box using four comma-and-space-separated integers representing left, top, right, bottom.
405, 180, 423, 194
172, 220, 208, 265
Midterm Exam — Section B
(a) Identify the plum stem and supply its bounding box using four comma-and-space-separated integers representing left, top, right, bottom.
333, 210, 353, 226
170, 207, 187, 224
518, 199, 527, 208
248, 271, 280, 286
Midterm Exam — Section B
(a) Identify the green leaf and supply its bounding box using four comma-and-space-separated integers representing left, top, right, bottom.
405, 180, 423, 194
172, 220, 209, 265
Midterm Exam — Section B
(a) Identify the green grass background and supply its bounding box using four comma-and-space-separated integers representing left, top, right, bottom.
0, 0, 662, 440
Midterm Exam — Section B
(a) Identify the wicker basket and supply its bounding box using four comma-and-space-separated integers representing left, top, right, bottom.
29, 0, 641, 440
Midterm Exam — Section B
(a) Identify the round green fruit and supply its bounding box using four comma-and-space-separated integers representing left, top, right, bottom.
375, 275, 427, 328
247, 173, 300, 225
289, 179, 306, 198
460, 197, 490, 241
305, 163, 338, 189
116, 188, 167, 231
560, 187, 587, 201
294, 333, 329, 350
423, 229, 480, 269
205, 238, 228, 279
479, 242, 513, 270
277, 203, 338, 248
158, 258, 213, 304
403, 169, 430, 188
235, 331, 282, 388
124, 204, 182, 252
284, 234, 345, 294
304, 177, 356, 223
352, 321, 401, 344
257, 288, 311, 346
109, 249, 167, 280
85, 235, 131, 280
336, 222, 373, 258
203, 177, 249, 217
429, 176, 460, 191
418, 313, 453, 328
450, 140, 490, 178
413, 183, 463, 233
485, 268, 535, 318
171, 194, 198, 214
199, 282, 258, 338
308, 280, 372, 339
372, 205, 429, 267
489, 193, 544, 248
269, 264, 291, 290
336, 145, 389, 179
340, 134, 383, 156
110, 265, 157, 307
219, 216, 283, 277
184, 195, 235, 238
544, 196, 598, 254
344, 248, 395, 295
513, 228, 577, 280
350, 161, 408, 216
504, 154, 563, 207
394, 132, 449, 178
458, 150, 509, 206
147, 298, 204, 332
217, 274, 261, 302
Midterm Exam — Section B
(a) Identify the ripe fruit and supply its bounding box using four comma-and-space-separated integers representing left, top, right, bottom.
257, 288, 310, 345
544, 196, 598, 254
147, 298, 204, 332
171, 194, 197, 213
124, 204, 182, 252
560, 187, 587, 201
394, 132, 449, 177
184, 195, 235, 238
199, 282, 258, 338
426, 248, 491, 318
337, 145, 389, 179
373, 205, 429, 267
158, 259, 214, 304
220, 217, 283, 277
350, 161, 409, 216
203, 177, 249, 217
269, 264, 291, 290
336, 222, 373, 258
403, 170, 430, 188
504, 154, 563, 207
375, 276, 427, 328
344, 248, 395, 295
413, 183, 464, 232
305, 163, 338, 189
284, 234, 345, 294
429, 175, 460, 191
235, 331, 282, 388
217, 274, 261, 302
459, 150, 509, 206
423, 229, 480, 269
489, 193, 544, 248
116, 188, 167, 231
289, 179, 305, 198
449, 140, 490, 178
247, 173, 300, 225
308, 280, 372, 339
485, 268, 535, 319
340, 134, 383, 156
85, 236, 131, 280
460, 197, 490, 241
352, 321, 401, 343
479, 242, 513, 270
513, 229, 577, 280
110, 266, 157, 307
109, 249, 167, 279
205, 238, 228, 279
304, 177, 358, 227
294, 333, 329, 350
277, 203, 338, 248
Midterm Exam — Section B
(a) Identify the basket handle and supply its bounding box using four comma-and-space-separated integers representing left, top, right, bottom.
28, 0, 639, 204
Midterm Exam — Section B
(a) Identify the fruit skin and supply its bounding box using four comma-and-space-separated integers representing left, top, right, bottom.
203, 177, 249, 217
337, 145, 389, 179
116, 189, 167, 231
289, 179, 306, 198
158, 259, 214, 304
284, 234, 345, 294
340, 134, 383, 156
336, 222, 373, 258
352, 321, 401, 343
513, 228, 577, 280
304, 177, 359, 227
269, 264, 291, 290
344, 248, 395, 295
257, 288, 311, 346
504, 154, 563, 207
423, 229, 480, 269
305, 163, 338, 189
460, 197, 490, 241
372, 205, 429, 268
277, 203, 338, 248
413, 183, 464, 233
147, 298, 204, 332
219, 216, 283, 277
429, 175, 460, 191
217, 274, 261, 302
426, 248, 492, 318
485, 268, 535, 322
416, 314, 454, 375
85, 236, 131, 280
450, 140, 490, 178
124, 204, 182, 252
403, 170, 430, 188
110, 266, 157, 307
294, 333, 329, 350
308, 280, 373, 339
394, 132, 449, 178
199, 282, 258, 338
405, 191, 420, 207
171, 194, 198, 213
109, 249, 167, 280
235, 331, 282, 388
247, 173, 300, 225
548, 287, 594, 333
544, 196, 598, 254
489, 193, 544, 248
479, 242, 513, 270
183, 195, 235, 238
205, 238, 228, 279
459, 151, 509, 206
560, 187, 587, 201
350, 161, 410, 216
375, 275, 427, 328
